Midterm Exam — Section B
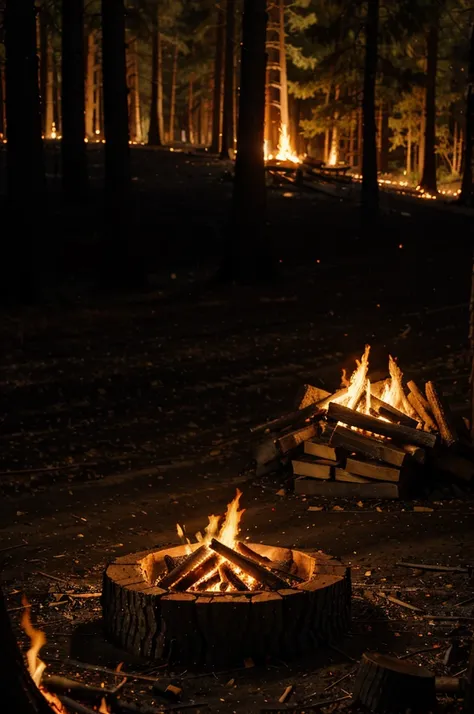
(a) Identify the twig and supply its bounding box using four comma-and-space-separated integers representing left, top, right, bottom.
396, 561, 469, 574
7, 603, 32, 613
400, 646, 445, 659
42, 657, 167, 683
328, 645, 356, 663
381, 594, 423, 612
455, 596, 474, 607
0, 541, 28, 554
68, 593, 102, 599
0, 463, 97, 476
35, 570, 70, 584
260, 693, 351, 712
423, 615, 474, 621
322, 668, 357, 693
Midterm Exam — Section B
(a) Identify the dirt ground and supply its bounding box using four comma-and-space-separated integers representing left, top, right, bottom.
1, 147, 473, 713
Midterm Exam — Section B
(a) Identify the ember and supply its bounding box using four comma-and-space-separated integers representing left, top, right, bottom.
253, 345, 472, 499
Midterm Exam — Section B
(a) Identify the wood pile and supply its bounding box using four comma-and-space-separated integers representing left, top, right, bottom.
252, 358, 474, 500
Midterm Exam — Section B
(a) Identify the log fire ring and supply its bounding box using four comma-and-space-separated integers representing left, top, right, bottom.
102, 543, 351, 666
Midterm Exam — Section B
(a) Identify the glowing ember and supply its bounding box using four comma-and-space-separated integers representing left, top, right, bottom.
176, 489, 258, 592
21, 597, 66, 712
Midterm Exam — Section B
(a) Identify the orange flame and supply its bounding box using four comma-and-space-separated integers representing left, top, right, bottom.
264, 124, 301, 164
21, 597, 66, 712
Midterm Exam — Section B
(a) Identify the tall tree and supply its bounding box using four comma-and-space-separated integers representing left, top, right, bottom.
210, 5, 225, 153
62, 0, 88, 197
419, 11, 439, 193
220, 0, 236, 158
4, 0, 45, 302
148, 0, 164, 146
222, 0, 268, 281
460, 24, 474, 205
169, 41, 179, 142
361, 0, 379, 221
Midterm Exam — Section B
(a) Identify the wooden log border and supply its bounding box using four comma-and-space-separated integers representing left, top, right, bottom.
102, 543, 351, 666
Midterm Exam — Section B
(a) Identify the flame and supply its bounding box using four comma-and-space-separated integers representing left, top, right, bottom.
21, 597, 66, 712
328, 346, 417, 428
175, 489, 256, 593
264, 124, 301, 164
177, 523, 192, 555
99, 698, 111, 713
327, 141, 338, 166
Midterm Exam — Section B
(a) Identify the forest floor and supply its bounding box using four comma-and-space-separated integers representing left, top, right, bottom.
1, 146, 473, 713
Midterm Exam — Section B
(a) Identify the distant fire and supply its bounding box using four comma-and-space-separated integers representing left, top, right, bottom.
265, 123, 301, 164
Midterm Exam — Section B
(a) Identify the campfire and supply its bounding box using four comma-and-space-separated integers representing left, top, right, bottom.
264, 123, 301, 165
253, 345, 472, 498
102, 490, 351, 665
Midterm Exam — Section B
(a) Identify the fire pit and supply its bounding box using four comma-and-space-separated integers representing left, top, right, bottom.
102, 492, 351, 665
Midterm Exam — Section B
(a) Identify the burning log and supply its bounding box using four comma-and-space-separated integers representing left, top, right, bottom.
370, 395, 419, 429
330, 425, 408, 467
407, 380, 432, 412
425, 381, 458, 447
219, 563, 250, 591
164, 555, 176, 573
209, 539, 289, 590
296, 384, 331, 410
236, 542, 304, 583
57, 697, 98, 714
195, 572, 221, 592
158, 544, 210, 589
327, 402, 437, 449
236, 541, 271, 564
317, 387, 348, 410
353, 652, 437, 714
407, 392, 437, 433
173, 554, 220, 592
43, 675, 117, 704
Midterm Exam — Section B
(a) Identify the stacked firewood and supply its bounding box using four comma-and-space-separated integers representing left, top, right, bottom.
252, 380, 474, 499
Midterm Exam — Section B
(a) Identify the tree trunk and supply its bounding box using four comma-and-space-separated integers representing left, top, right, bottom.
407, 125, 412, 175
0, 62, 5, 138
361, 0, 379, 222
420, 18, 438, 194
169, 41, 178, 144
128, 36, 141, 142
85, 31, 96, 138
62, 0, 87, 197
45, 36, 54, 137
5, 0, 44, 201
101, 0, 142, 289
188, 75, 194, 144
148, 0, 163, 146
264, 63, 271, 153
279, 0, 289, 133
323, 85, 331, 163
53, 51, 61, 134
460, 25, 474, 204
220, 0, 236, 158
348, 112, 355, 166
222, 0, 268, 282
95, 63, 103, 137
0, 589, 55, 714
210, 7, 225, 153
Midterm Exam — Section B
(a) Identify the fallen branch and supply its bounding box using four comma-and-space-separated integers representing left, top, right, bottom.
35, 571, 69, 585
379, 594, 422, 613
42, 658, 167, 683
0, 463, 97, 477
0, 542, 28, 554
250, 402, 323, 434
44, 675, 117, 703
57, 696, 98, 714
396, 561, 469, 574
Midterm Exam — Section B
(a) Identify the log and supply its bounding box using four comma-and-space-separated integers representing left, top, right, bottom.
43, 675, 117, 704
304, 438, 338, 461
219, 563, 250, 591
195, 572, 221, 592
173, 554, 220, 592
370, 395, 419, 429
250, 401, 322, 434
57, 697, 98, 714
292, 458, 333, 480
330, 425, 408, 467
236, 542, 271, 564
425, 381, 458, 447
353, 652, 437, 714
327, 402, 437, 448
294, 478, 399, 499
317, 387, 348, 410
164, 555, 176, 573
335, 469, 370, 483
277, 423, 318, 454
236, 542, 304, 583
407, 381, 431, 412
407, 392, 438, 433
209, 539, 289, 590
296, 384, 331, 410
345, 457, 401, 483
158, 545, 210, 589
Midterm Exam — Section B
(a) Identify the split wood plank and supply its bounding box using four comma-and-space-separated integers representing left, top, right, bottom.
425, 381, 458, 447
330, 424, 408, 467
345, 457, 401, 483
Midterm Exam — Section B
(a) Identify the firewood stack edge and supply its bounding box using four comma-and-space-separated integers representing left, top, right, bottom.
252, 351, 474, 500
